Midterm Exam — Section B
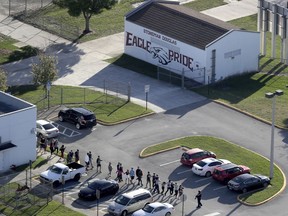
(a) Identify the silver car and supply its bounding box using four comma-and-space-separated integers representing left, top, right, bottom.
36, 120, 59, 138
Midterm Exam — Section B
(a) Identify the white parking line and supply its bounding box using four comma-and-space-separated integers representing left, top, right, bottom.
213, 185, 227, 191
203, 212, 220, 216
177, 170, 191, 175
160, 159, 179, 167
194, 177, 212, 182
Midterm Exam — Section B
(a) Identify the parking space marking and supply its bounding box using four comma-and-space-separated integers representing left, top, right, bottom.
203, 213, 220, 216
160, 159, 179, 167
213, 185, 227, 191
177, 170, 191, 175
52, 122, 81, 137
194, 177, 212, 182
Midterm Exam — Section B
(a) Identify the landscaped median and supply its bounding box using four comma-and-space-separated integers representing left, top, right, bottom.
140, 136, 286, 205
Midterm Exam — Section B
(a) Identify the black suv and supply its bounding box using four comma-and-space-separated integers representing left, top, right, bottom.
58, 107, 97, 129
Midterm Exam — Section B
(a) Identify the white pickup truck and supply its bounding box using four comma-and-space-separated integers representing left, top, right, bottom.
40, 162, 86, 187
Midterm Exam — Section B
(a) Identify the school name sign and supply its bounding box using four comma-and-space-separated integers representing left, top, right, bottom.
125, 28, 195, 71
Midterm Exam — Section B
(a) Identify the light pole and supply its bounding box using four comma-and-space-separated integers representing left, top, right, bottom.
265, 89, 283, 179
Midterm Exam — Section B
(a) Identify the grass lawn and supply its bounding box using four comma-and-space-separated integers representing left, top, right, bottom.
0, 197, 84, 216
8, 85, 152, 124
141, 136, 284, 204
16, 0, 226, 43
0, 33, 38, 65
184, 0, 227, 11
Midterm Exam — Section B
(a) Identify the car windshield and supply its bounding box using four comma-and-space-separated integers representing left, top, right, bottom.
84, 114, 95, 120
89, 181, 109, 190
182, 153, 190, 160
142, 205, 154, 213
50, 166, 63, 174
43, 123, 55, 130
196, 161, 207, 167
115, 195, 130, 205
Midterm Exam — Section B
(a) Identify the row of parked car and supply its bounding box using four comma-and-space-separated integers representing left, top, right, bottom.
180, 148, 270, 193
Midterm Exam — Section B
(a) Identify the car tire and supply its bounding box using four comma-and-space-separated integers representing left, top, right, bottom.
242, 188, 247, 193
205, 171, 211, 177
76, 123, 81, 130
121, 210, 128, 216
53, 181, 60, 188
74, 173, 81, 181
165, 212, 171, 216
59, 115, 64, 122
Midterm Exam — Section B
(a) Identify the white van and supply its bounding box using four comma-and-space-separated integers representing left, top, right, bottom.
108, 188, 153, 216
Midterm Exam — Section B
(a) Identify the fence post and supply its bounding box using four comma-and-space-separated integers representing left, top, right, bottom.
29, 160, 32, 189
181, 69, 185, 89
61, 88, 63, 105
84, 88, 86, 104
128, 83, 131, 102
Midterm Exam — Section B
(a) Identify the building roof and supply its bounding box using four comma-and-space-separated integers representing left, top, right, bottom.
126, 1, 238, 50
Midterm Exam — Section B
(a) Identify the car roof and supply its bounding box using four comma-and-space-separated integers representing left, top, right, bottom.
71, 107, 93, 115
36, 119, 50, 125
234, 173, 255, 180
185, 148, 204, 154
147, 202, 166, 208
90, 179, 115, 188
123, 188, 150, 198
200, 158, 219, 163
216, 163, 237, 170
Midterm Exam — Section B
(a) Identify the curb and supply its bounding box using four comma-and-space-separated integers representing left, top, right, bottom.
213, 100, 287, 130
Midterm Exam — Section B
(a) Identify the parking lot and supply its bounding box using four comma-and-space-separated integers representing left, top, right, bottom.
33, 145, 240, 216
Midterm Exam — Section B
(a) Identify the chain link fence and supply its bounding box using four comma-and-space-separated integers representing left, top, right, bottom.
0, 0, 80, 41
17, 81, 131, 111
157, 65, 205, 89
0, 172, 53, 214
0, 0, 52, 16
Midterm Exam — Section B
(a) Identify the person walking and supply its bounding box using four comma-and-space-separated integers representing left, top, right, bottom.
124, 169, 130, 184
52, 138, 59, 154
96, 156, 102, 172
75, 149, 80, 163
136, 166, 143, 186
165, 180, 172, 196
146, 171, 151, 188
129, 167, 135, 184
152, 173, 156, 187
152, 175, 160, 194
161, 181, 166, 194
88, 151, 94, 169
116, 164, 123, 182
39, 137, 46, 154
174, 182, 179, 198
49, 139, 54, 156
108, 162, 113, 176
67, 150, 73, 163
85, 153, 90, 171
170, 181, 174, 195
195, 191, 202, 208
178, 184, 184, 199
60, 145, 65, 159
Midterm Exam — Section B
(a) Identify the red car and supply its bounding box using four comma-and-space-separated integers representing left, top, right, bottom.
180, 148, 216, 166
212, 163, 250, 184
